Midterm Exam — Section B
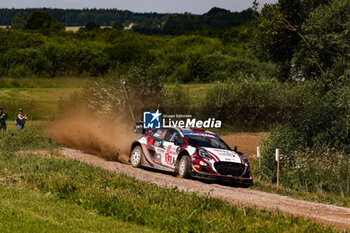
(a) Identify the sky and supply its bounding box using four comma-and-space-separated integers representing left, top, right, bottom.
0, 0, 278, 14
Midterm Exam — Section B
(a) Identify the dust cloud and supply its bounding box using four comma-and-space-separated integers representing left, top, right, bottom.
46, 108, 136, 163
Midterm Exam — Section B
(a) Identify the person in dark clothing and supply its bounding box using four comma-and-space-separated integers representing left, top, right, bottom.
0, 107, 7, 131
16, 108, 28, 131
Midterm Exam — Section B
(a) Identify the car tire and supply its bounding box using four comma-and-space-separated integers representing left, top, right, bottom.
130, 146, 143, 168
178, 156, 191, 178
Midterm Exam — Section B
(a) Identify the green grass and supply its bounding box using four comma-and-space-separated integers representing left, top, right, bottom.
0, 185, 154, 233
2, 119, 47, 131
0, 151, 336, 233
252, 180, 350, 208
0, 88, 82, 117
181, 83, 214, 97
167, 83, 213, 98
0, 77, 94, 88
0, 77, 92, 118
0, 121, 57, 153
247, 155, 350, 208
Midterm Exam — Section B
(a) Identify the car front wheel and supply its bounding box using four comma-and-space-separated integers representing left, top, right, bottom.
130, 146, 143, 168
178, 156, 191, 178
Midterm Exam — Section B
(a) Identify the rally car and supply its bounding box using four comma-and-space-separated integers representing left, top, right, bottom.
129, 127, 253, 186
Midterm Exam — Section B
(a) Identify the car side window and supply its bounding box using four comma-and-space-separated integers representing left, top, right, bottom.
151, 129, 167, 148
164, 129, 175, 142
153, 129, 168, 140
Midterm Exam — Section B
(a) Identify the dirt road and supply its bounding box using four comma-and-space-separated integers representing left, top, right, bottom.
60, 148, 350, 230
222, 134, 264, 156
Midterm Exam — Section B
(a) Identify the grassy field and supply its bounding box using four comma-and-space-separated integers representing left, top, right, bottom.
0, 77, 94, 88
0, 79, 211, 119
0, 88, 82, 117
168, 83, 214, 97
0, 78, 92, 118
0, 185, 154, 233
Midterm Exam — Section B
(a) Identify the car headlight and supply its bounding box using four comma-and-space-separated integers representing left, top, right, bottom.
198, 149, 212, 160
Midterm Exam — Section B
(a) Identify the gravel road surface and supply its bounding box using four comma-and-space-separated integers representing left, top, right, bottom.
60, 148, 350, 230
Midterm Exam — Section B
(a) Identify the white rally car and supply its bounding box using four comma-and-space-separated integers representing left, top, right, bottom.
129, 127, 253, 186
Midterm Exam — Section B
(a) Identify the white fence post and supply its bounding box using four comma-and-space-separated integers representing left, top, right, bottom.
276, 148, 280, 188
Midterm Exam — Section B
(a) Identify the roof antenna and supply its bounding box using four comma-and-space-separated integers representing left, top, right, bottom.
121, 79, 136, 122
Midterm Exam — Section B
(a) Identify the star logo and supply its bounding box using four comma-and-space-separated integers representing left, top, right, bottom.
143, 110, 162, 129
151, 110, 162, 122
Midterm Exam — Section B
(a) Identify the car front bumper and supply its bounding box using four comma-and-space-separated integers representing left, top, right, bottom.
190, 164, 253, 184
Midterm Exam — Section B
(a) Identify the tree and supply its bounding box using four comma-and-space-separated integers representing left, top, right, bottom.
85, 22, 100, 31
112, 20, 123, 30
250, 0, 331, 81
257, 0, 350, 179
24, 11, 64, 33
205, 7, 230, 15
11, 13, 25, 29
297, 0, 350, 81
162, 14, 194, 35
133, 19, 160, 35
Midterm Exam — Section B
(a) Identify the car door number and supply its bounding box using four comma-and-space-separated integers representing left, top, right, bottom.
164, 145, 177, 166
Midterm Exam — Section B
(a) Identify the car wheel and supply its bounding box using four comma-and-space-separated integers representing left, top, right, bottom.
130, 146, 143, 168
178, 156, 191, 178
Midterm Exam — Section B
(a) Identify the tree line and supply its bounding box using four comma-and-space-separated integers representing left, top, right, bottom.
0, 8, 165, 26
0, 7, 254, 35
0, 10, 268, 80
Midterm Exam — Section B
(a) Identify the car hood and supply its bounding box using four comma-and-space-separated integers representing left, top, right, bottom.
203, 147, 242, 163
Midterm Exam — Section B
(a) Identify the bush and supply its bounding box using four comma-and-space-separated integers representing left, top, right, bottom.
1, 42, 113, 77
259, 80, 350, 195
259, 144, 350, 196
7, 65, 32, 78
174, 50, 206, 83
155, 35, 223, 82
104, 41, 153, 67
261, 80, 350, 155
163, 83, 192, 114
3, 48, 51, 77
202, 76, 296, 131
0, 25, 276, 80
78, 47, 110, 76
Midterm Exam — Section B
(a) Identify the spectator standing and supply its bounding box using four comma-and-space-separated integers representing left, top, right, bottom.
15, 108, 28, 130
0, 107, 7, 131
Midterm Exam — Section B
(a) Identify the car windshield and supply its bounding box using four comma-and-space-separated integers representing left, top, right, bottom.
185, 135, 230, 150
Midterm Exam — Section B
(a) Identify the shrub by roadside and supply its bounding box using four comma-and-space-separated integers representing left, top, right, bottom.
259, 80, 350, 198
